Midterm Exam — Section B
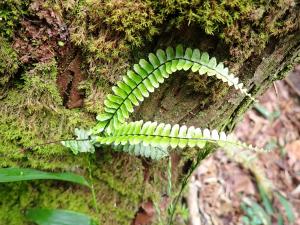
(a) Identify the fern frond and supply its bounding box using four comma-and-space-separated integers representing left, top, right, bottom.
95, 121, 263, 156
94, 45, 255, 135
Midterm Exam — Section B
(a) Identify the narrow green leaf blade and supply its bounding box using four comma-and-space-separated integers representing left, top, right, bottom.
0, 168, 90, 187
26, 208, 95, 225
258, 184, 274, 215
275, 192, 295, 224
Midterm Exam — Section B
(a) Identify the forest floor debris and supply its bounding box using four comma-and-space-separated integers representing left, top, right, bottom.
189, 76, 300, 225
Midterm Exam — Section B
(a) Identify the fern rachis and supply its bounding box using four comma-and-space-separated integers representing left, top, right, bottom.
96, 121, 262, 157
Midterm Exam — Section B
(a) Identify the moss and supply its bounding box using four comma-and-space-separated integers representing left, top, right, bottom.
49, 0, 163, 83
0, 181, 94, 225
0, 60, 147, 224
0, 37, 19, 90
43, 0, 298, 85
0, 60, 94, 168
0, 151, 146, 224
0, 30, 146, 225
151, 0, 254, 34
79, 77, 111, 114
222, 0, 299, 64
0, 0, 30, 38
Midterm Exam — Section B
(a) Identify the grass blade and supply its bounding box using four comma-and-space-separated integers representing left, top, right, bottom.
26, 208, 96, 225
275, 192, 295, 224
0, 168, 90, 187
258, 184, 274, 215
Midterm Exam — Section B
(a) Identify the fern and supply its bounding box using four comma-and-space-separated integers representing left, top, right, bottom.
63, 45, 259, 159
95, 121, 262, 159
94, 45, 254, 135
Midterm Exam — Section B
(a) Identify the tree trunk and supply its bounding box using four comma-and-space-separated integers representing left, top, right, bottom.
0, 1, 299, 224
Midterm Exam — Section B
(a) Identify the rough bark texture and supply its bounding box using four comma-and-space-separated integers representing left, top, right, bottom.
0, 0, 299, 224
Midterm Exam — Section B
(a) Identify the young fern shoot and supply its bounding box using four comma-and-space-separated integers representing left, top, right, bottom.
63, 45, 260, 159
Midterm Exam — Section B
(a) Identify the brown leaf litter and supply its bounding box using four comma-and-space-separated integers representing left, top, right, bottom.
188, 72, 300, 225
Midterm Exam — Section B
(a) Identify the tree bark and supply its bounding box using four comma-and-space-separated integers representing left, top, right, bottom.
0, 1, 299, 225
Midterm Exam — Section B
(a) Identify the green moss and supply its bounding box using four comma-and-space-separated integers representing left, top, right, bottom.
0, 38, 147, 225
223, 0, 298, 63
42, 0, 298, 85
151, 0, 254, 34
0, 60, 94, 168
79, 77, 111, 114
0, 37, 19, 89
56, 0, 163, 83
0, 0, 30, 38
0, 151, 146, 224
0, 181, 94, 225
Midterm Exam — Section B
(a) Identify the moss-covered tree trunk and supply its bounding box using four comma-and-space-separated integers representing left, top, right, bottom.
0, 1, 299, 224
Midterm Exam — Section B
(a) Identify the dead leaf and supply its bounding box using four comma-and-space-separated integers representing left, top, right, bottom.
286, 140, 300, 166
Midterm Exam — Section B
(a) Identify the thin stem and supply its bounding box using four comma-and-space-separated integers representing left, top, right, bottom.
167, 148, 212, 225
22, 138, 91, 150
167, 157, 172, 197
88, 156, 99, 214
97, 133, 264, 152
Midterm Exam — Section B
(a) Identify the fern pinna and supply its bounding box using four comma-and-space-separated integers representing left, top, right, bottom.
63, 45, 261, 159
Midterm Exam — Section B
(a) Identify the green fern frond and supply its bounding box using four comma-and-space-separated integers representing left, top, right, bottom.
95, 121, 263, 158
63, 44, 261, 160
94, 45, 255, 135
